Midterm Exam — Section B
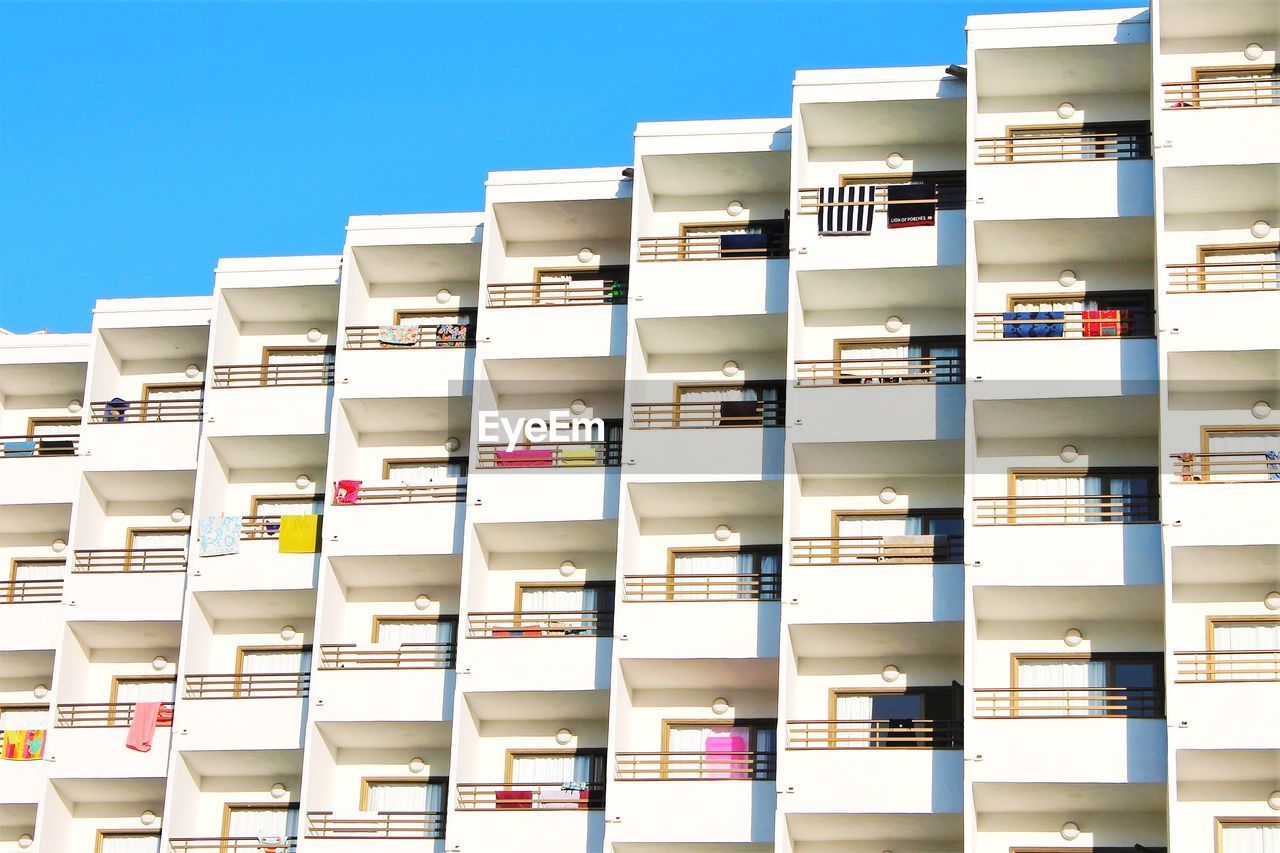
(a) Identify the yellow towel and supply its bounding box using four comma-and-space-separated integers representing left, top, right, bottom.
560, 446, 600, 467
278, 514, 321, 553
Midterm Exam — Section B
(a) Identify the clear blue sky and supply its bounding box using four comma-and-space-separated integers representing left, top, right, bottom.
1, 0, 1128, 333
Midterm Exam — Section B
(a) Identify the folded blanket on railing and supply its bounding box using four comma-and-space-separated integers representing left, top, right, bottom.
1, 729, 45, 761
540, 786, 588, 809
334, 479, 361, 504
559, 446, 599, 467
887, 182, 937, 229
881, 534, 942, 560
495, 789, 534, 809
494, 448, 555, 468
1003, 311, 1064, 338
377, 324, 419, 346
279, 514, 321, 553
198, 515, 242, 557
2, 440, 36, 458
1082, 309, 1123, 337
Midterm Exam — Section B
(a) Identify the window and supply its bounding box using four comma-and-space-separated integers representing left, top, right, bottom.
262, 345, 333, 365
667, 546, 781, 600
111, 676, 176, 704
1010, 469, 1157, 523
663, 720, 776, 779
0, 704, 49, 730
1005, 122, 1150, 161
223, 804, 299, 843
25, 417, 79, 456
361, 778, 445, 813
1201, 427, 1280, 482
9, 559, 64, 581
139, 383, 203, 420
1194, 65, 1280, 107
1013, 654, 1161, 717
675, 381, 783, 427
392, 308, 475, 346
831, 686, 960, 748
833, 509, 962, 539
506, 749, 605, 785
1218, 818, 1280, 853
834, 337, 962, 384
237, 646, 312, 674
531, 266, 628, 304
372, 616, 456, 646
382, 457, 468, 484
125, 527, 189, 552
250, 494, 324, 517
839, 170, 964, 210
1209, 618, 1280, 681
96, 830, 161, 853
679, 222, 776, 260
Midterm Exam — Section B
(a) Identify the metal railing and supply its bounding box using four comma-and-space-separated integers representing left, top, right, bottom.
973, 494, 1159, 525
73, 548, 187, 573
0, 578, 63, 604
184, 672, 310, 699
169, 838, 297, 852
56, 701, 175, 728
1174, 649, 1280, 683
335, 484, 467, 505
786, 719, 963, 749
0, 433, 79, 457
474, 440, 621, 468
89, 398, 203, 423
975, 129, 1151, 164
344, 325, 475, 349
305, 811, 445, 839
239, 515, 322, 541
797, 177, 966, 215
1172, 451, 1280, 484
211, 362, 334, 388
973, 687, 1163, 718
487, 280, 627, 308
631, 399, 785, 429
974, 309, 1155, 339
623, 572, 781, 602
467, 610, 613, 638
455, 782, 605, 810
795, 355, 963, 386
789, 535, 964, 566
1163, 75, 1280, 109
1167, 260, 1279, 293
636, 222, 789, 262
614, 751, 777, 781
317, 643, 455, 670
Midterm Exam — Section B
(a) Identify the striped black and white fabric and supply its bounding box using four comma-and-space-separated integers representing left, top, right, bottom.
818, 184, 875, 235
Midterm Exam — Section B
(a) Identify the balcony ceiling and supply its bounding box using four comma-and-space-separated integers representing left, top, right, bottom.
341, 395, 470, 435
0, 805, 36, 832
179, 747, 303, 779
493, 198, 631, 244
193, 587, 316, 622
1168, 349, 1280, 391
627, 479, 782, 521
789, 620, 962, 660
48, 778, 166, 806
1177, 748, 1280, 785
0, 501, 71, 536
464, 688, 609, 722
329, 554, 461, 589
642, 150, 791, 197
352, 242, 481, 287
785, 812, 961, 844
474, 518, 617, 555
484, 355, 624, 399
1171, 544, 1280, 587
636, 313, 787, 358
620, 656, 778, 691
1160, 0, 1279, 40
972, 780, 1166, 814
67, 619, 181, 651
1164, 163, 1280, 216
221, 283, 339, 324
315, 720, 451, 750
85, 469, 195, 505
793, 440, 963, 480
209, 433, 330, 470
975, 42, 1151, 99
975, 217, 1154, 266
100, 324, 208, 363
974, 395, 1157, 441
973, 584, 1161, 624
0, 360, 86, 397
0, 649, 54, 680
801, 97, 964, 149
797, 266, 965, 313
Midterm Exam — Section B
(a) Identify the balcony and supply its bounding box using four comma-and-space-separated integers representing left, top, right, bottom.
467, 609, 613, 638
1171, 451, 1280, 484
622, 569, 780, 603
475, 438, 621, 469
88, 396, 203, 423
211, 358, 334, 388
790, 535, 963, 566
973, 493, 1159, 525
455, 782, 604, 810
631, 398, 784, 429
170, 838, 296, 851
974, 686, 1162, 718
0, 577, 61, 604
636, 220, 788, 263
0, 432, 78, 457
785, 718, 962, 749
487, 277, 628, 309
975, 125, 1152, 165
794, 353, 963, 387
614, 750, 775, 781
72, 547, 186, 573
1174, 649, 1280, 683
305, 810, 444, 839
1168, 259, 1279, 294
343, 313, 476, 351
318, 642, 455, 670
974, 308, 1156, 340
184, 671, 309, 699
55, 700, 175, 728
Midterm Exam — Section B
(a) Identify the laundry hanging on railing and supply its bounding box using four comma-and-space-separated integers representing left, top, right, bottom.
333, 479, 361, 504
278, 514, 321, 553
377, 325, 419, 346
1001, 311, 1064, 339
819, 185, 874, 235
198, 515, 242, 557
1, 729, 45, 761
1082, 309, 1126, 337
2, 440, 36, 458
104, 397, 131, 423
436, 324, 467, 347
886, 182, 937, 228
125, 701, 172, 753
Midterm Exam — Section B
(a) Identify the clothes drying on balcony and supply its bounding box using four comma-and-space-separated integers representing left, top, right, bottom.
719, 230, 770, 254
125, 701, 172, 753
494, 448, 555, 467
2, 440, 36, 457
1001, 311, 1064, 338
559, 445, 599, 467
1082, 309, 1125, 337
333, 479, 361, 504
719, 399, 762, 422
1, 729, 45, 761
278, 514, 321, 553
1268, 450, 1280, 480
436, 323, 467, 347
819, 185, 874, 235
377, 324, 419, 346
104, 397, 131, 422
198, 514, 242, 556
886, 182, 937, 228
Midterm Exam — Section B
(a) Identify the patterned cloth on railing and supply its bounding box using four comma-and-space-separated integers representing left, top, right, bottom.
819, 185, 874, 235
436, 324, 467, 347
1, 729, 45, 761
1176, 452, 1203, 482
1082, 309, 1124, 337
378, 324, 419, 346
1267, 450, 1280, 481
334, 479, 361, 504
198, 515, 242, 556
1002, 311, 1064, 338
494, 449, 554, 468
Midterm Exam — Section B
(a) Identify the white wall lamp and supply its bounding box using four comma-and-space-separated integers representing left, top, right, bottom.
711, 697, 730, 715
1264, 592, 1280, 611
152, 655, 168, 671
714, 525, 732, 542
280, 626, 297, 641
885, 316, 904, 333
570, 399, 588, 415
52, 538, 66, 553
140, 810, 157, 826
726, 200, 744, 217
170, 507, 187, 523
68, 400, 82, 414
444, 436, 462, 453
306, 328, 323, 343
33, 684, 49, 699
879, 487, 898, 505
886, 152, 904, 169
436, 288, 453, 304
1268, 789, 1280, 810
1252, 220, 1272, 239
18, 835, 33, 849
722, 360, 740, 377
294, 473, 312, 490
185, 363, 202, 379
1245, 43, 1265, 61
1060, 821, 1081, 841
1060, 445, 1079, 463
1064, 628, 1084, 647
1057, 102, 1076, 119
577, 248, 595, 263
1058, 269, 1078, 287
559, 560, 577, 577
1253, 401, 1273, 420
414, 594, 432, 611
409, 757, 427, 774
270, 782, 288, 799
556, 728, 575, 745
881, 665, 901, 683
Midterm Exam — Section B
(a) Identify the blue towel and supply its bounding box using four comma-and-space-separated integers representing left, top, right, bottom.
720, 232, 769, 253
105, 397, 130, 423
1267, 450, 1280, 481
1030, 311, 1064, 338
1002, 311, 1031, 339
3, 440, 37, 458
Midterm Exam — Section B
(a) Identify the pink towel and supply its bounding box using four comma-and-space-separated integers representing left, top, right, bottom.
125, 702, 169, 752
494, 449, 554, 468
705, 734, 749, 779
334, 479, 361, 504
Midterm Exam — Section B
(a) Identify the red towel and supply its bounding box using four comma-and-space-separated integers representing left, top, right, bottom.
495, 789, 534, 809
334, 479, 361, 504
494, 449, 554, 468
1082, 309, 1121, 337
125, 702, 170, 752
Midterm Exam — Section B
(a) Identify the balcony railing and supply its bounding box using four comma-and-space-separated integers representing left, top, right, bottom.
318, 643, 455, 670
89, 397, 204, 423
631, 399, 785, 429
789, 535, 964, 566
487, 280, 627, 308
973, 687, 1163, 718
1167, 260, 1280, 293
0, 578, 63, 604
623, 572, 781, 602
1174, 649, 1280, 683
239, 515, 323, 541
467, 610, 613, 638
305, 811, 445, 839
614, 751, 777, 781
169, 838, 297, 852
344, 325, 476, 350
974, 309, 1155, 340
795, 356, 963, 386
211, 362, 334, 388
184, 672, 310, 699
1164, 75, 1280, 109
636, 221, 789, 262
973, 495, 1159, 525
1172, 452, 1280, 484
786, 719, 963, 749
474, 439, 622, 468
0, 433, 79, 457
455, 782, 605, 810
334, 483, 467, 505
975, 128, 1152, 164
56, 701, 175, 728
73, 548, 187, 573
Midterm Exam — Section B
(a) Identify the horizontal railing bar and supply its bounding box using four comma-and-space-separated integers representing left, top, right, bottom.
334, 483, 467, 504
789, 535, 964, 565
55, 701, 175, 728
631, 400, 785, 429
184, 672, 310, 699
73, 547, 187, 572
317, 643, 456, 669
89, 398, 204, 423
211, 362, 334, 388
474, 439, 622, 469
0, 578, 64, 603
786, 719, 963, 749
623, 572, 781, 602
0, 434, 80, 457
613, 751, 777, 781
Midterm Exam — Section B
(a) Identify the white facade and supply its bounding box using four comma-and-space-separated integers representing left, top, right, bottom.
3, 2, 1278, 851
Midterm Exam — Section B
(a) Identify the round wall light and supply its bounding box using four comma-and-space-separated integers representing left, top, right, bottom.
185, 364, 202, 379
556, 728, 575, 745
1245, 43, 1265, 61
711, 697, 730, 715
140, 810, 157, 826
295, 474, 312, 490
1059, 269, 1078, 287
1060, 445, 1079, 463
435, 288, 453, 304
18, 835, 33, 849
1057, 102, 1076, 119
444, 436, 462, 453
1264, 591, 1280, 611
881, 665, 901, 683
52, 538, 67, 553
1268, 789, 1280, 810
559, 561, 577, 577
570, 399, 588, 415
714, 525, 732, 542
68, 400, 83, 414
1252, 220, 1273, 239
33, 684, 49, 699
1060, 821, 1081, 841
152, 655, 168, 671
1064, 628, 1084, 647
280, 625, 297, 641
727, 200, 745, 217
722, 360, 740, 377
886, 152, 904, 169
879, 487, 898, 505
1253, 401, 1273, 420
408, 757, 426, 774
414, 594, 432, 611
577, 248, 595, 263
885, 316, 904, 333
270, 782, 288, 799
171, 507, 187, 523
306, 328, 323, 343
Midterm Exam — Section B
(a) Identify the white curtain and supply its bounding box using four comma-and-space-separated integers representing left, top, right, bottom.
376, 619, 451, 646
1017, 659, 1108, 716
144, 385, 201, 400
241, 648, 311, 674
1198, 69, 1280, 106
10, 560, 62, 581
99, 834, 161, 853
266, 349, 332, 365
227, 806, 297, 839
672, 552, 755, 600
0, 707, 48, 729
839, 343, 909, 381
129, 530, 188, 549
399, 311, 470, 327
256, 497, 321, 516
836, 515, 916, 537
1222, 823, 1280, 853
29, 420, 77, 436
510, 753, 595, 784
114, 679, 176, 703
1213, 621, 1280, 681
679, 387, 752, 403
520, 586, 596, 613
386, 460, 464, 485
834, 694, 874, 748
1208, 431, 1280, 482
366, 781, 441, 813
1015, 475, 1102, 523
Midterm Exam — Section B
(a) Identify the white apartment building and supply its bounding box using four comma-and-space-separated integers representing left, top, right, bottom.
1, 2, 1276, 851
